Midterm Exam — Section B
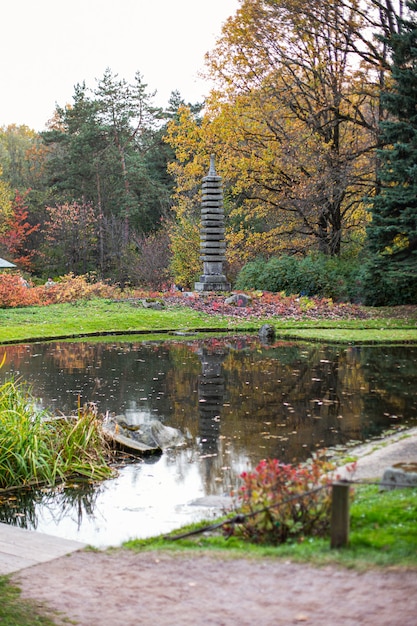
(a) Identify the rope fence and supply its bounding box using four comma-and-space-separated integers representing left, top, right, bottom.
164, 477, 417, 548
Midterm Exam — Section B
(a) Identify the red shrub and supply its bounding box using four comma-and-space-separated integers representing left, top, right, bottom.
228, 456, 334, 544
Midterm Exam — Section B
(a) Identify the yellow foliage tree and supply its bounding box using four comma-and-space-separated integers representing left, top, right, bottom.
0, 124, 46, 189
0, 168, 12, 236
165, 0, 378, 275
167, 216, 200, 289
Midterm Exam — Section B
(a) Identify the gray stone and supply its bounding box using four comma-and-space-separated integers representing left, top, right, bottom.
195, 282, 230, 291
201, 228, 225, 234
197, 275, 228, 284
200, 255, 227, 262
380, 462, 417, 490
200, 242, 226, 250
225, 293, 252, 307
259, 324, 276, 342
109, 416, 185, 451
201, 231, 224, 237
150, 420, 185, 449
201, 207, 225, 215
190, 495, 235, 510
141, 299, 164, 310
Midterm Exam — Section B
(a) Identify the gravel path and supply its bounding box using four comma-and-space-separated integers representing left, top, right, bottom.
12, 550, 417, 626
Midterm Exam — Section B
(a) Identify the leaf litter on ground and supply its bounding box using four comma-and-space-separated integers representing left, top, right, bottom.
163, 291, 369, 321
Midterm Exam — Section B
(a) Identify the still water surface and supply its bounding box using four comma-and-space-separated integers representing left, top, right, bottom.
1, 335, 416, 546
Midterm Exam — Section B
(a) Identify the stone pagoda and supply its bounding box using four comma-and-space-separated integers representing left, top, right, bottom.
194, 155, 230, 292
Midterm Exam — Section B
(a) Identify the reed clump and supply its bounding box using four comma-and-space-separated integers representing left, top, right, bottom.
0, 379, 113, 490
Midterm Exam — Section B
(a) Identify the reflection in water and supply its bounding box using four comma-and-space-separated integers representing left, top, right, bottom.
198, 346, 227, 494
0, 481, 99, 530
0, 337, 416, 546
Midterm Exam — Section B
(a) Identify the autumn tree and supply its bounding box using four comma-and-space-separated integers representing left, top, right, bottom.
0, 124, 47, 190
166, 0, 383, 268
41, 202, 97, 275
0, 169, 12, 233
181, 0, 376, 256
0, 190, 40, 271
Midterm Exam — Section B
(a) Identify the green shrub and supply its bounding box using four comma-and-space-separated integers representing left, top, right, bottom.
235, 253, 363, 302
260, 256, 300, 293
229, 456, 333, 545
234, 258, 266, 290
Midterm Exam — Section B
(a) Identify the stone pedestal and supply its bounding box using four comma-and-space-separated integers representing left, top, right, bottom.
194, 155, 230, 292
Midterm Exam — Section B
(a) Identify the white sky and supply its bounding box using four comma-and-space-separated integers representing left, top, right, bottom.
0, 0, 240, 132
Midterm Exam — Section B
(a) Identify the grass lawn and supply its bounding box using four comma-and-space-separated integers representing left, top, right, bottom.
0, 299, 246, 344
0, 297, 417, 344
125, 484, 417, 570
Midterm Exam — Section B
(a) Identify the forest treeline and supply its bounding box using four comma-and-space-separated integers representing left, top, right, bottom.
0, 0, 416, 305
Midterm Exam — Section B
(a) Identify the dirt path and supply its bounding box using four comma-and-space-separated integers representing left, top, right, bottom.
11, 429, 417, 626
12, 550, 417, 626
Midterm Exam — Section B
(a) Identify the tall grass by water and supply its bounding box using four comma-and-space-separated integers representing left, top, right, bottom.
0, 378, 113, 490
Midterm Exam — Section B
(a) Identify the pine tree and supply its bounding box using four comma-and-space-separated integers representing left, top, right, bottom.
366, 1, 417, 305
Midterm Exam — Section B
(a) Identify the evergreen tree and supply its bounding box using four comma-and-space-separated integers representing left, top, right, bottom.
366, 1, 417, 304
42, 70, 173, 238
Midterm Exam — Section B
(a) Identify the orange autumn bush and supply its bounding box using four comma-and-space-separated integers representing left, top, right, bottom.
0, 274, 47, 308
0, 273, 121, 308
40, 274, 120, 304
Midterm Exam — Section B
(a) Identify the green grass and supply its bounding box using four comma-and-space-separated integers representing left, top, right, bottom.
274, 326, 417, 343
0, 576, 61, 625
261, 310, 417, 343
1, 298, 417, 344
0, 380, 58, 488
0, 299, 251, 344
124, 484, 417, 570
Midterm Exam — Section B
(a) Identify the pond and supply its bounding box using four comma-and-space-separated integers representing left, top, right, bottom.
0, 335, 416, 547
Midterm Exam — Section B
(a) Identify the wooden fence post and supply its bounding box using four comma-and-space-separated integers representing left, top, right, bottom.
330, 481, 350, 549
